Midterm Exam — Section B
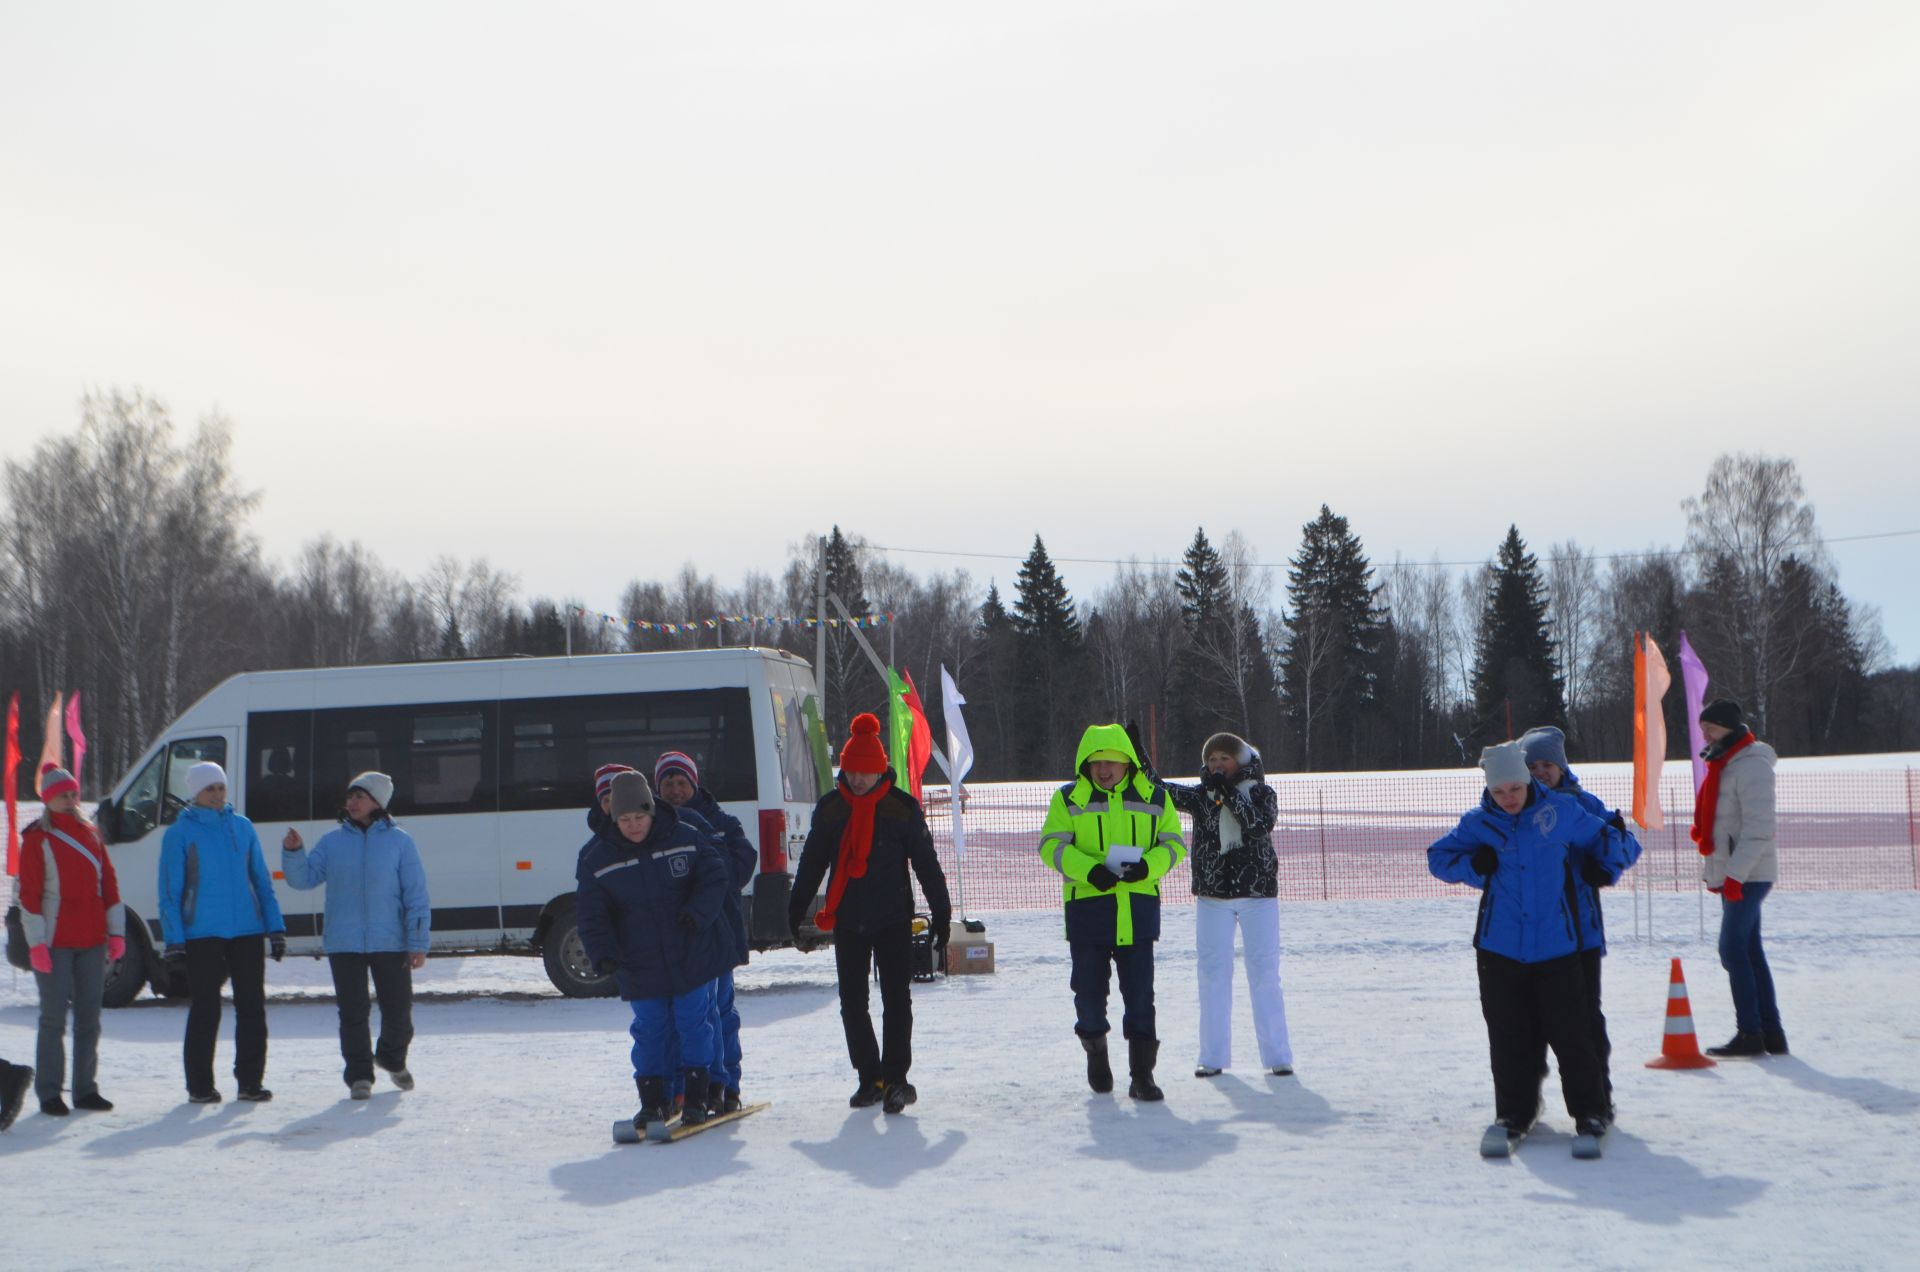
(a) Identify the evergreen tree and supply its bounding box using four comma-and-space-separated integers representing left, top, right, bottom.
970, 582, 1022, 779
1470, 526, 1567, 738
1010, 536, 1084, 776
1175, 527, 1229, 627
1279, 505, 1386, 769
812, 525, 881, 741
1169, 527, 1232, 748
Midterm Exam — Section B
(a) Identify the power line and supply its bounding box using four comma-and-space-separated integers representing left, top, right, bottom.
869, 528, 1920, 572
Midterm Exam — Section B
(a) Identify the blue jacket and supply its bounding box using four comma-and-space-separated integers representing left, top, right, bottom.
683, 788, 756, 967
1427, 782, 1637, 964
158, 804, 286, 945
1549, 770, 1639, 955
575, 802, 731, 1001
282, 816, 432, 954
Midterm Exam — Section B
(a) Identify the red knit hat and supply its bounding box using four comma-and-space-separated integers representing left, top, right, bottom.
654, 751, 699, 790
838, 713, 889, 774
594, 763, 637, 800
39, 762, 79, 802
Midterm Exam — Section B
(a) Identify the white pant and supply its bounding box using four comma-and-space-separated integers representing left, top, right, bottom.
1195, 896, 1293, 1070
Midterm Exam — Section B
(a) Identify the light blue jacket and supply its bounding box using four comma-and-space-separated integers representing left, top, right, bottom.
282, 817, 431, 954
1427, 782, 1638, 964
159, 804, 286, 945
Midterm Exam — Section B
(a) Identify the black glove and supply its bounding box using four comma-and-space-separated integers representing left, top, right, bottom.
1471, 845, 1498, 877
164, 943, 186, 970
677, 911, 699, 933
1086, 864, 1120, 892
1200, 768, 1228, 792
1119, 859, 1150, 884
930, 920, 950, 965
1582, 860, 1615, 889
1124, 720, 1159, 782
1608, 811, 1628, 834
594, 958, 618, 976
268, 934, 286, 962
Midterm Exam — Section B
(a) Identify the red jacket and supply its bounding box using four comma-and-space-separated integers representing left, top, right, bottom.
18, 811, 125, 949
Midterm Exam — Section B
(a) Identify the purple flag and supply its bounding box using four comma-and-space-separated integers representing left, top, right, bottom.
1678, 632, 1709, 794
65, 691, 87, 790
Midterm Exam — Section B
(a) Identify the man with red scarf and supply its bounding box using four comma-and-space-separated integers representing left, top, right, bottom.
1692, 699, 1787, 1059
789, 713, 951, 1114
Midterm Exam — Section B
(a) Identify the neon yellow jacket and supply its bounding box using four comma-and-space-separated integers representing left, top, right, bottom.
1037, 724, 1185, 946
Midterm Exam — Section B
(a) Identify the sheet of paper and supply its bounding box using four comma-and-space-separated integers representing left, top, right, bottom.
1104, 844, 1144, 870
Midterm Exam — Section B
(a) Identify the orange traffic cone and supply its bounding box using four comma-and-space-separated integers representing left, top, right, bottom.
1646, 957, 1717, 1070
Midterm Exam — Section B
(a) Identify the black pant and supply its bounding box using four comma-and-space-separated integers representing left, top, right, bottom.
1070, 940, 1156, 1042
1533, 948, 1611, 1115
1478, 948, 1606, 1125
833, 924, 914, 1084
328, 952, 415, 1086
184, 935, 268, 1095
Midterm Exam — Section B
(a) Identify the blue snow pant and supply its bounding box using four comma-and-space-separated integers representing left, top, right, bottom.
708, 969, 742, 1092
1718, 881, 1781, 1035
1070, 940, 1156, 1042
630, 982, 717, 1082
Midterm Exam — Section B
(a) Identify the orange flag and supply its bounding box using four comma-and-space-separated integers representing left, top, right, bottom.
39, 691, 64, 786
1632, 633, 1672, 829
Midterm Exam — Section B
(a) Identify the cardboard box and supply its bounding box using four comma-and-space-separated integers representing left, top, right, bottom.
945, 940, 995, 975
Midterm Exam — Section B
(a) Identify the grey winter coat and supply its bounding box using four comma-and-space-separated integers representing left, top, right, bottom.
1700, 738, 1779, 887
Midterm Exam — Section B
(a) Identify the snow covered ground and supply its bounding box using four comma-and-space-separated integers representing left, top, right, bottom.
4, 888, 1918, 1270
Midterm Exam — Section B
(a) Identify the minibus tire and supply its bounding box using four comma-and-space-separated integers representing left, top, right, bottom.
101, 921, 151, 1007
541, 904, 619, 998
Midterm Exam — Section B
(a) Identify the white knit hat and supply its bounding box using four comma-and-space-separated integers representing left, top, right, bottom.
186, 761, 228, 801
349, 771, 395, 810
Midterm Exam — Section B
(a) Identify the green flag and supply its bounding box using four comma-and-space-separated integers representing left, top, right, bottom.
887, 666, 913, 786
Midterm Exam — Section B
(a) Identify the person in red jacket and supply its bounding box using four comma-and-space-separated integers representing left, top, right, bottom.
18, 764, 126, 1116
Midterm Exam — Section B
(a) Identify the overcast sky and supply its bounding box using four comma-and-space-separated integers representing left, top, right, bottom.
3, 2, 1916, 661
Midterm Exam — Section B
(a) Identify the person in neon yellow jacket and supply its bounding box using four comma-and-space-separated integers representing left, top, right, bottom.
1038, 723, 1186, 1101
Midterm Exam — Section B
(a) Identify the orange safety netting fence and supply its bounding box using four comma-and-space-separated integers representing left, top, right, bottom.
913, 766, 1920, 912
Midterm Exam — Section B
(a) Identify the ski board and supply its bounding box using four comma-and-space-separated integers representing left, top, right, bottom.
1571, 1126, 1607, 1160
613, 1101, 770, 1145
1480, 1123, 1528, 1158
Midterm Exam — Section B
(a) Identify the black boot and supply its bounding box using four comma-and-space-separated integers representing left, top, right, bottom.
707, 1079, 727, 1113
635, 1076, 671, 1127
882, 1080, 918, 1114
850, 1078, 885, 1108
1127, 1037, 1163, 1102
1705, 1031, 1767, 1058
1763, 1028, 1789, 1056
1081, 1035, 1114, 1094
681, 1068, 712, 1125
0, 1063, 32, 1131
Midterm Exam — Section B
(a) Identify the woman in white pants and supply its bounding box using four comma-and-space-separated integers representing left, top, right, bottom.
1165, 733, 1293, 1077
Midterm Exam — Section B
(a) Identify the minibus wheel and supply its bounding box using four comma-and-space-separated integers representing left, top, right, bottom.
541, 902, 619, 998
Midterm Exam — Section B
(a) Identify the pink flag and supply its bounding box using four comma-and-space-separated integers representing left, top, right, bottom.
1631, 633, 1672, 830
39, 691, 64, 782
4, 694, 19, 876
65, 691, 87, 790
1678, 632, 1710, 794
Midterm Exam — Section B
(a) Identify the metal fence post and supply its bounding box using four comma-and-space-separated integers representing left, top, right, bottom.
1317, 787, 1329, 902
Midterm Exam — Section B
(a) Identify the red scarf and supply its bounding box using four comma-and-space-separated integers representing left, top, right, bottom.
814, 775, 893, 932
1691, 729, 1755, 855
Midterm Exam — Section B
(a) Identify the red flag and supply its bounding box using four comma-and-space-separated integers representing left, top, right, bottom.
1632, 633, 1672, 830
4, 693, 19, 876
901, 669, 934, 803
65, 691, 87, 790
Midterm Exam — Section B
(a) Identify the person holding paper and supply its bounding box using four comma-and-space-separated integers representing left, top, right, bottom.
1037, 724, 1186, 1101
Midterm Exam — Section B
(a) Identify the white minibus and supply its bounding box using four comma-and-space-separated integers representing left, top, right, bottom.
93, 647, 831, 1002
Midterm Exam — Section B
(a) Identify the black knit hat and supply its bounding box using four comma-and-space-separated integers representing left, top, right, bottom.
1699, 699, 1744, 730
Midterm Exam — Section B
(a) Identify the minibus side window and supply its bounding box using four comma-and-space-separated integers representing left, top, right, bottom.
113, 737, 231, 842
499, 689, 756, 810
246, 711, 312, 823
312, 703, 497, 817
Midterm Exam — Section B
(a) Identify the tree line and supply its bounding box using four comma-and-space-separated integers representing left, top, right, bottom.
4, 391, 1915, 793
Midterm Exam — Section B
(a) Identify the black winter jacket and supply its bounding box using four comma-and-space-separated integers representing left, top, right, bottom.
789, 771, 952, 937
1165, 756, 1280, 900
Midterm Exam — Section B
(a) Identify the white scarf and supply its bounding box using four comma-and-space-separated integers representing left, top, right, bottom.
1217, 779, 1256, 854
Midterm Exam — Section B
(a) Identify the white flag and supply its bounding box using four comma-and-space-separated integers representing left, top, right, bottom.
940, 665, 974, 857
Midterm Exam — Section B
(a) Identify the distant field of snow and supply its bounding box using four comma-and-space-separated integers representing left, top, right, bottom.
5, 888, 1918, 1270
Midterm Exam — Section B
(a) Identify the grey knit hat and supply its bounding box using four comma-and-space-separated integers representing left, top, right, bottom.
1479, 742, 1530, 788
1518, 727, 1570, 775
609, 771, 654, 820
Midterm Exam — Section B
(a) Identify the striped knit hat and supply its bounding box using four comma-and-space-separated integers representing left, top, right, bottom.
654, 751, 699, 790
594, 763, 637, 801
39, 763, 79, 802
